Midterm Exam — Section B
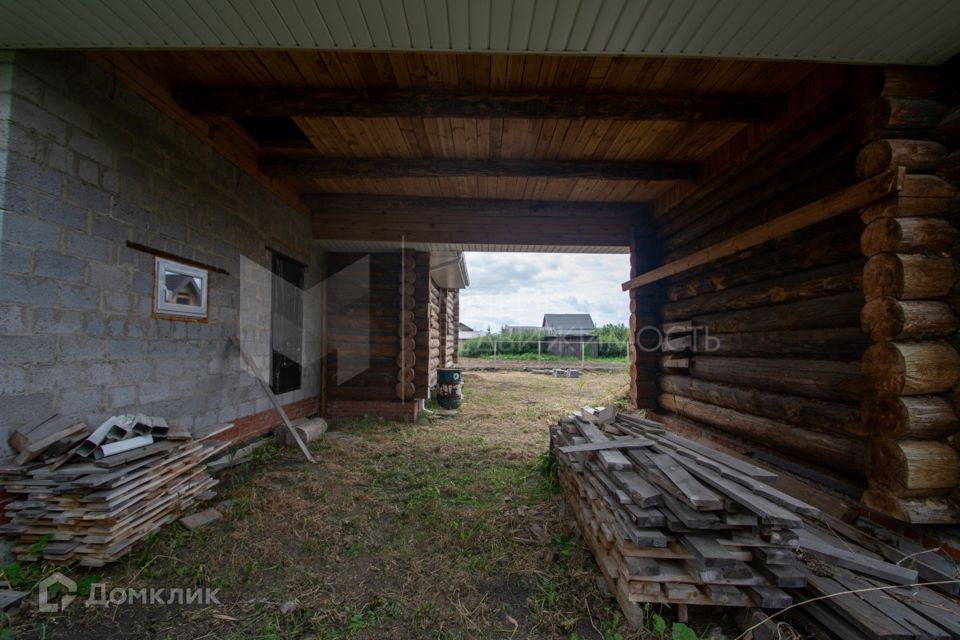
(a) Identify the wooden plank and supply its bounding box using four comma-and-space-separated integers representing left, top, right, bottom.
803, 572, 914, 640
174, 87, 782, 122
653, 430, 777, 481
831, 572, 951, 640
621, 168, 904, 290
0, 589, 28, 612
261, 156, 698, 181
679, 534, 738, 568
611, 470, 663, 508
179, 508, 223, 531
794, 529, 919, 585
644, 452, 724, 511
558, 438, 654, 454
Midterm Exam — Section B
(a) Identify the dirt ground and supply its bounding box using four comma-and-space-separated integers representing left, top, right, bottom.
3, 370, 724, 640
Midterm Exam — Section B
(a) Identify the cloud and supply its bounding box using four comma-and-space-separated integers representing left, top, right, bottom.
460, 252, 630, 332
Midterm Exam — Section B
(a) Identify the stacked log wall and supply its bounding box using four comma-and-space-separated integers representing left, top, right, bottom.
649, 74, 883, 481
428, 280, 441, 390
438, 288, 458, 368
325, 252, 407, 403
858, 73, 960, 523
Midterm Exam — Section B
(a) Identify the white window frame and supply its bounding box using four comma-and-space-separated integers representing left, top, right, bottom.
154, 257, 209, 320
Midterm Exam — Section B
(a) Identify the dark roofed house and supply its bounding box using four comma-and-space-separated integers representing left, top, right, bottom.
541, 314, 598, 357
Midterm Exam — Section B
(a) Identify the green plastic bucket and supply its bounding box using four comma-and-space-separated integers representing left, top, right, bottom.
437, 368, 463, 410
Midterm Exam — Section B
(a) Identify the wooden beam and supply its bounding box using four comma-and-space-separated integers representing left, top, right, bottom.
307, 194, 650, 247
262, 156, 698, 181
174, 87, 782, 123
621, 168, 904, 291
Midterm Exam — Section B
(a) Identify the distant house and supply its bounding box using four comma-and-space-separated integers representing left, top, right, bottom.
541, 313, 598, 357
459, 322, 482, 340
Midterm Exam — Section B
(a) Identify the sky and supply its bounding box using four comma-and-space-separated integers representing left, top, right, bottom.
459, 252, 631, 333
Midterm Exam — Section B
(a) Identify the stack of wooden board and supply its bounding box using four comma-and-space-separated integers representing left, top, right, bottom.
1, 416, 229, 566
552, 408, 960, 636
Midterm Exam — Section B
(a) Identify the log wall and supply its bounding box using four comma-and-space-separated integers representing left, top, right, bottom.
438, 289, 459, 368
647, 71, 891, 482
643, 67, 960, 523
324, 250, 430, 415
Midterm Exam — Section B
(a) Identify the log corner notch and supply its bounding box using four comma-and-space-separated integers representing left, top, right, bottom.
855, 68, 960, 524
621, 167, 905, 292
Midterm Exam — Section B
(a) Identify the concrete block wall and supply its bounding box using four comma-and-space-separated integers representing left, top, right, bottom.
0, 51, 323, 460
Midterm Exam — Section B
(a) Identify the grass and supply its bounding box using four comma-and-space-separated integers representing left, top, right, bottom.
2, 370, 721, 639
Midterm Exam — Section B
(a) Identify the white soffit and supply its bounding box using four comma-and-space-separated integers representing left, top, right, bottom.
0, 0, 958, 66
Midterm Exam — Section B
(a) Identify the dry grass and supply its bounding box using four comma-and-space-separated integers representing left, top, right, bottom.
4, 370, 700, 640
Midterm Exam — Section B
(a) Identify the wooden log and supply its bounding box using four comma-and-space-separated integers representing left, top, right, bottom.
860, 217, 958, 255
396, 368, 415, 384
861, 341, 960, 395
176, 86, 782, 122
862, 253, 959, 300
660, 374, 861, 434
396, 350, 416, 368
862, 393, 959, 439
623, 170, 902, 291
861, 489, 960, 524
690, 356, 863, 403
860, 297, 959, 340
661, 260, 863, 320
866, 439, 959, 495
855, 139, 947, 178
935, 107, 960, 147
938, 150, 960, 185
666, 222, 862, 302
691, 327, 869, 360
860, 193, 953, 223
695, 292, 864, 334
395, 381, 415, 400
658, 393, 865, 477
867, 97, 949, 137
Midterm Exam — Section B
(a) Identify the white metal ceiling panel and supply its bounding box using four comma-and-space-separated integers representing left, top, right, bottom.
0, 0, 958, 65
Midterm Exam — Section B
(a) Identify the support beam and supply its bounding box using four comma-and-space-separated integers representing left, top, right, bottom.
621, 168, 904, 291
261, 156, 698, 181
307, 194, 650, 247
174, 87, 782, 123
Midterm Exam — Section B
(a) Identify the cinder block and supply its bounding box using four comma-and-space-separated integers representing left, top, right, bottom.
33, 252, 86, 282
68, 128, 112, 165
137, 381, 170, 403
0, 304, 26, 333
58, 386, 104, 415
38, 192, 87, 230
107, 337, 142, 360
88, 262, 129, 290
58, 283, 99, 311
32, 308, 83, 335
0, 243, 33, 274
108, 384, 137, 408
2, 212, 61, 250
84, 362, 113, 385
62, 231, 113, 262
0, 365, 27, 394
0, 273, 59, 305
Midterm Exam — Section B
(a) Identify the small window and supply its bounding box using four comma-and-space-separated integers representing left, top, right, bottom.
154, 258, 209, 320
271, 251, 305, 394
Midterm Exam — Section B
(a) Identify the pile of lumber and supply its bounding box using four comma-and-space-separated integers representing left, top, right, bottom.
1, 415, 229, 566
552, 408, 960, 637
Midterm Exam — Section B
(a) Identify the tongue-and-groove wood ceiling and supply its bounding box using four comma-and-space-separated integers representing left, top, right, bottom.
90, 49, 851, 247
